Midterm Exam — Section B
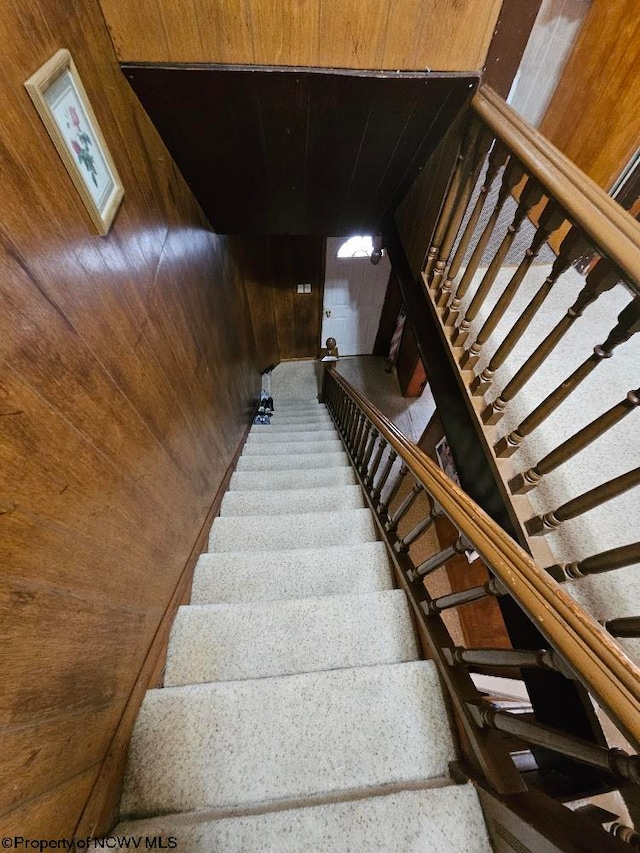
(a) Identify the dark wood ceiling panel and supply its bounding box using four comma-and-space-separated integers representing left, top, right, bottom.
124, 65, 476, 235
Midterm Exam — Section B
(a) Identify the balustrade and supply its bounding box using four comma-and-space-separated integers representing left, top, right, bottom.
322, 364, 640, 823
414, 88, 640, 731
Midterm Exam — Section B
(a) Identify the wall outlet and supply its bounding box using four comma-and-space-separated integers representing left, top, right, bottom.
297, 283, 312, 293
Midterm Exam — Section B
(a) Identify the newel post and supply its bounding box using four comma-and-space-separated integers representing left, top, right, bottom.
319, 336, 339, 403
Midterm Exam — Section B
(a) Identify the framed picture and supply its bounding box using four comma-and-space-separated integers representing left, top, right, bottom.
435, 435, 460, 487
25, 49, 124, 235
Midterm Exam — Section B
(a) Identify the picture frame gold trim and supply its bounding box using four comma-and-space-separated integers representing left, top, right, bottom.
25, 49, 124, 236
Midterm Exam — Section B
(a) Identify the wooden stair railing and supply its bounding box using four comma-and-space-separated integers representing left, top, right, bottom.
412, 84, 639, 661
322, 366, 640, 813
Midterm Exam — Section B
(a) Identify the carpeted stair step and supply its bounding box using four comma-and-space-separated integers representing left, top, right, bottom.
251, 422, 338, 434
116, 784, 493, 852
119, 661, 456, 819
270, 407, 331, 416
242, 439, 344, 456
190, 541, 392, 604
209, 508, 376, 552
220, 485, 364, 516
164, 590, 418, 686
229, 467, 356, 491
274, 399, 324, 409
247, 428, 339, 443
236, 452, 349, 471
269, 417, 334, 427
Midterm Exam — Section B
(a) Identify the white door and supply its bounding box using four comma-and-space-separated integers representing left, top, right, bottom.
321, 236, 392, 356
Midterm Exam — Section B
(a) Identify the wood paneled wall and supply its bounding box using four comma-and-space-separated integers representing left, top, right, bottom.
237, 235, 325, 362
0, 0, 281, 835
395, 118, 467, 277
539, 0, 640, 191
98, 0, 503, 71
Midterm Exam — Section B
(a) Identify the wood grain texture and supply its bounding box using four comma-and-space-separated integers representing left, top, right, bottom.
124, 65, 476, 236
395, 117, 466, 277
0, 768, 101, 837
417, 416, 511, 649
0, 0, 279, 835
395, 321, 427, 398
98, 0, 503, 71
235, 235, 325, 362
75, 414, 254, 836
539, 0, 640, 191
482, 0, 542, 98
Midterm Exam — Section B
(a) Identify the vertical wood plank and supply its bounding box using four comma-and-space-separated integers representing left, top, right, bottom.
539, 0, 640, 190
97, 0, 504, 71
0, 0, 272, 835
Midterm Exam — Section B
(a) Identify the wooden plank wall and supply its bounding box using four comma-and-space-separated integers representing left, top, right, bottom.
98, 0, 503, 71
395, 118, 467, 277
0, 0, 285, 835
236, 235, 325, 362
539, 0, 640, 191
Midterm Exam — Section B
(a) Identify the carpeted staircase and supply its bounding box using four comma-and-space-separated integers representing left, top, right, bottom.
115, 396, 493, 850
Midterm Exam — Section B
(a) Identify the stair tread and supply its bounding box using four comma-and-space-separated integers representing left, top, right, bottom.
191, 541, 392, 604
236, 452, 349, 471
247, 428, 339, 442
209, 508, 377, 552
271, 412, 334, 426
120, 661, 456, 819
220, 485, 363, 517
116, 784, 493, 852
229, 468, 356, 491
164, 590, 418, 686
242, 439, 344, 456
250, 424, 338, 436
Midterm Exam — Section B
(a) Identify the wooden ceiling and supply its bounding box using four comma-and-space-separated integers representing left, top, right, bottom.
124, 66, 476, 235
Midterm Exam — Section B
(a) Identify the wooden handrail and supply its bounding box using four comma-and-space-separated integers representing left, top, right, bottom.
472, 86, 640, 292
328, 368, 640, 750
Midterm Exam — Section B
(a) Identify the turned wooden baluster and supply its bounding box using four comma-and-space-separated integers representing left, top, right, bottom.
337, 393, 347, 436
495, 296, 640, 457
610, 823, 640, 847
342, 398, 353, 443
461, 198, 566, 372
345, 398, 357, 445
407, 532, 470, 580
485, 260, 620, 429
359, 426, 378, 477
371, 449, 399, 508
449, 160, 525, 347
394, 500, 445, 554
510, 387, 640, 494
385, 479, 423, 533
546, 541, 640, 582
443, 646, 575, 679
364, 435, 386, 487
379, 461, 411, 518
526, 465, 640, 536
355, 419, 372, 469
605, 617, 640, 639
424, 123, 474, 284
443, 143, 510, 327
436, 137, 506, 309
352, 411, 367, 458
466, 703, 640, 784
458, 179, 548, 367
422, 577, 506, 615
432, 126, 495, 302
470, 224, 590, 396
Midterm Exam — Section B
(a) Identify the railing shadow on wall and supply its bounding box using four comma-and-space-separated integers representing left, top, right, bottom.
322, 364, 640, 849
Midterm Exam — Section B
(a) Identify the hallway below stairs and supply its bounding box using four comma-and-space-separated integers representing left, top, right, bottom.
115, 365, 493, 850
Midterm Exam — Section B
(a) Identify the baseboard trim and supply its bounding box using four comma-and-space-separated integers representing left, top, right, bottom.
74, 415, 254, 838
